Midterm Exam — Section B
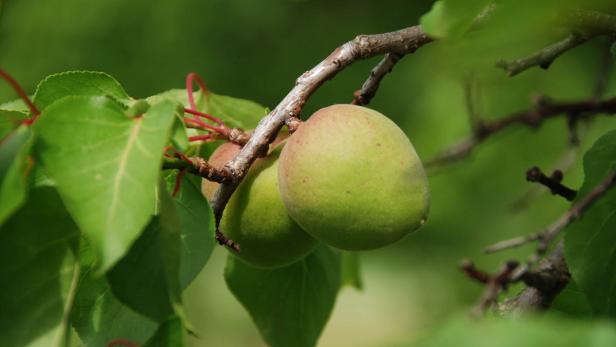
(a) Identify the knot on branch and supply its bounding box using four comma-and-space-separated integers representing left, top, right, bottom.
192, 157, 235, 183
286, 117, 303, 133
228, 128, 251, 146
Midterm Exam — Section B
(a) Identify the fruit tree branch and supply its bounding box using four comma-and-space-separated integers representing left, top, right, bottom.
495, 33, 590, 77
209, 25, 433, 225
427, 95, 616, 167
466, 171, 616, 314
352, 53, 405, 106
496, 9, 616, 77
485, 170, 616, 255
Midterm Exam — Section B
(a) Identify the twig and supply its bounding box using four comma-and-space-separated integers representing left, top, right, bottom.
352, 53, 405, 106
495, 9, 616, 77
461, 260, 519, 316
163, 156, 234, 184
495, 33, 590, 77
427, 95, 616, 167
486, 170, 616, 255
210, 25, 433, 224
467, 171, 616, 314
526, 166, 577, 201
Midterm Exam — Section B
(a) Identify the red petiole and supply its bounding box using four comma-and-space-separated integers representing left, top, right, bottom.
0, 69, 40, 125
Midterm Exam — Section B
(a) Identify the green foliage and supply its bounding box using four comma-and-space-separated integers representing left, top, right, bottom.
35, 96, 177, 272
70, 241, 158, 346
0, 187, 79, 347
203, 93, 267, 130
0, 125, 33, 225
225, 245, 341, 347
565, 130, 616, 318
0, 109, 26, 139
33, 71, 131, 111
148, 89, 267, 130
420, 0, 492, 39
107, 180, 186, 323
144, 316, 186, 347
410, 314, 616, 347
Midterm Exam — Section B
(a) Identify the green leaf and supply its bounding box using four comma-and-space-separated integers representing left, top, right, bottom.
144, 316, 186, 347
70, 240, 158, 346
225, 245, 341, 347
165, 173, 215, 288
0, 125, 34, 225
410, 314, 616, 347
341, 251, 363, 290
552, 280, 594, 317
0, 98, 29, 113
33, 71, 131, 111
420, 0, 492, 39
565, 130, 616, 318
204, 92, 267, 130
147, 89, 267, 130
170, 115, 189, 152
0, 109, 27, 139
0, 187, 80, 347
35, 96, 177, 272
107, 180, 187, 323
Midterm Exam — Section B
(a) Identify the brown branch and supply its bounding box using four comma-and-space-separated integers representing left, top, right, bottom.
163, 157, 234, 183
496, 10, 616, 77
499, 242, 570, 313
466, 171, 616, 314
427, 95, 616, 167
526, 166, 577, 201
495, 33, 590, 77
485, 170, 616, 255
352, 53, 405, 106
209, 25, 433, 224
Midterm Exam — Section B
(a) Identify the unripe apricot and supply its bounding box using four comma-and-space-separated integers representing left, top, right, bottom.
203, 142, 318, 268
278, 104, 429, 250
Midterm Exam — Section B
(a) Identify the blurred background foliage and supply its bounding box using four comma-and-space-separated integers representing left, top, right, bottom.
2, 0, 616, 346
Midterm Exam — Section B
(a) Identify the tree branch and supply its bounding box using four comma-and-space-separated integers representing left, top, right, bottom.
496, 9, 616, 77
465, 171, 616, 314
163, 157, 234, 183
525, 166, 577, 201
352, 53, 405, 106
427, 95, 616, 167
495, 33, 590, 77
485, 170, 616, 255
209, 25, 433, 224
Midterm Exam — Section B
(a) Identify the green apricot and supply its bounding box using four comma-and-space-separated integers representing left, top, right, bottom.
203, 142, 318, 268
278, 104, 429, 251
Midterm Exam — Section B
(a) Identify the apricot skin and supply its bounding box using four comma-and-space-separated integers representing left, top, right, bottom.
278, 104, 429, 251
203, 142, 318, 268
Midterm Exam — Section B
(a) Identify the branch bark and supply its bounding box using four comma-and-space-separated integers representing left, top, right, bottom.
210, 26, 433, 224
352, 53, 405, 106
428, 95, 616, 167
470, 171, 616, 314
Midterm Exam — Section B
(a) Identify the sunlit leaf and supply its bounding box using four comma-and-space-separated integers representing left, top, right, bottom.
33, 71, 131, 111
36, 96, 177, 272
